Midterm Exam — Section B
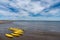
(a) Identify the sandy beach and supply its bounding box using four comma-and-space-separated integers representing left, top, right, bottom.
0, 31, 60, 40
0, 21, 60, 40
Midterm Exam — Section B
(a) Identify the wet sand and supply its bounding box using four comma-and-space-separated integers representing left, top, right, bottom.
0, 29, 60, 40
1, 31, 60, 40
0, 21, 60, 40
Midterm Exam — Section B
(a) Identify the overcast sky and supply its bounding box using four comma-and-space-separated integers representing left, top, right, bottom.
0, 0, 60, 20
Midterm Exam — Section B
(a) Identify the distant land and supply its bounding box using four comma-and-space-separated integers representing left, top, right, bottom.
0, 20, 60, 22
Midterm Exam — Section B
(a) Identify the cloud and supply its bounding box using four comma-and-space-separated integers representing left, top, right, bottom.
0, 0, 60, 20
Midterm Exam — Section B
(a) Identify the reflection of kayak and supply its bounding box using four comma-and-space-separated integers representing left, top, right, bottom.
0, 21, 12, 24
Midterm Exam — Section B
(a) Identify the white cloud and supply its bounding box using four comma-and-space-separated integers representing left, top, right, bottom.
0, 0, 45, 16
27, 2, 45, 14
19, 10, 29, 17
0, 10, 19, 16
49, 9, 60, 16
0, 0, 60, 20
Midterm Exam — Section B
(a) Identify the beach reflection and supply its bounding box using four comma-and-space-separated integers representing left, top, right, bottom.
0, 21, 60, 40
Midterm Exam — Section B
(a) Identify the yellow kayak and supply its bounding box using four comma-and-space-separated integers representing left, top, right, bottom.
5, 34, 14, 38
5, 27, 24, 38
11, 33, 21, 37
